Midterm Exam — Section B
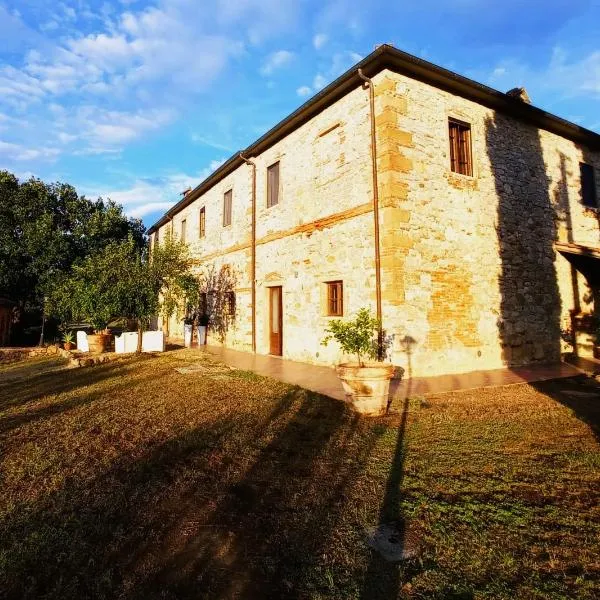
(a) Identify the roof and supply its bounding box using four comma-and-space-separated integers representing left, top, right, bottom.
148, 44, 600, 234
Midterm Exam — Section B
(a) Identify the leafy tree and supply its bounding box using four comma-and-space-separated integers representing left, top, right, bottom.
0, 170, 145, 327
48, 234, 191, 353
322, 308, 383, 366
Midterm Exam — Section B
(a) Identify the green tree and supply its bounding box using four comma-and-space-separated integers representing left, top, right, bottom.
0, 170, 145, 322
48, 234, 191, 353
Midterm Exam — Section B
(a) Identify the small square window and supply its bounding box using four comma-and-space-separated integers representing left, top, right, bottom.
267, 161, 280, 208
181, 219, 187, 244
448, 118, 473, 176
199, 207, 206, 238
326, 281, 343, 316
580, 163, 597, 208
223, 190, 232, 226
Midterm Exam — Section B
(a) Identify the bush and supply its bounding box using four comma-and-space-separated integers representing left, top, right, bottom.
322, 308, 382, 366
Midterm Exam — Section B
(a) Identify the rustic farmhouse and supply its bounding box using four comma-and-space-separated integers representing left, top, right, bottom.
148, 45, 600, 378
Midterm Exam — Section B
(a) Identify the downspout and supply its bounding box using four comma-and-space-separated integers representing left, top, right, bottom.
358, 68, 384, 358
239, 152, 257, 353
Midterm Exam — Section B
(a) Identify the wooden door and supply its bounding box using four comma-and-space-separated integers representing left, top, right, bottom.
269, 286, 282, 356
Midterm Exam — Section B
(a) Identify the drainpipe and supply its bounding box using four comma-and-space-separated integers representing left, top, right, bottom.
239, 152, 257, 353
358, 68, 384, 358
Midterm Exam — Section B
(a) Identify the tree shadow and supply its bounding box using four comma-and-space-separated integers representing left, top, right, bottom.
359, 395, 412, 599
485, 114, 562, 368
0, 373, 391, 599
0, 357, 161, 434
0, 355, 150, 412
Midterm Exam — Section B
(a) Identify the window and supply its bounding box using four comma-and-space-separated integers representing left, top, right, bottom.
448, 118, 473, 176
580, 163, 597, 208
224, 291, 236, 316
326, 281, 343, 316
267, 161, 280, 207
223, 190, 232, 226
181, 219, 187, 243
199, 207, 206, 238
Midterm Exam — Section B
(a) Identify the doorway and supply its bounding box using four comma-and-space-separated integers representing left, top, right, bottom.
269, 286, 283, 356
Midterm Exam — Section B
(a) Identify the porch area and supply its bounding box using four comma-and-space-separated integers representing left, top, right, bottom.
204, 345, 583, 401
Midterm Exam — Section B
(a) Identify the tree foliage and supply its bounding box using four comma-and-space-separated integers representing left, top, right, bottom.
48, 234, 191, 350
0, 170, 145, 311
322, 308, 382, 366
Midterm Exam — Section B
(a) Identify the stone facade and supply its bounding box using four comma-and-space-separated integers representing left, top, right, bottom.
154, 67, 599, 378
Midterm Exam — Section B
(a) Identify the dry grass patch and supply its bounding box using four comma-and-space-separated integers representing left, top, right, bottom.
0, 350, 599, 599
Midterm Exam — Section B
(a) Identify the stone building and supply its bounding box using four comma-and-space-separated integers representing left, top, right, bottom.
148, 45, 600, 378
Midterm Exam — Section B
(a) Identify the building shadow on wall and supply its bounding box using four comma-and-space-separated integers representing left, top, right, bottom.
485, 115, 562, 369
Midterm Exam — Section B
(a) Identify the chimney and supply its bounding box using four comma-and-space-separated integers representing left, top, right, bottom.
181, 187, 192, 197
506, 87, 531, 104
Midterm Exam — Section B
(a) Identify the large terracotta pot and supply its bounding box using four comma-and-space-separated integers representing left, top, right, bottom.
335, 362, 395, 416
87, 333, 111, 354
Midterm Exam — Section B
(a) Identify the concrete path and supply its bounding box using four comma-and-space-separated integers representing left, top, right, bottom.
203, 345, 582, 401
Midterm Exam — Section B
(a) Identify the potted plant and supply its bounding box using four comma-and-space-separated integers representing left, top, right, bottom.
87, 326, 112, 354
62, 330, 74, 351
322, 308, 395, 416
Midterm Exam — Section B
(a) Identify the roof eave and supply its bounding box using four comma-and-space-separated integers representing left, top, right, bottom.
148, 44, 600, 234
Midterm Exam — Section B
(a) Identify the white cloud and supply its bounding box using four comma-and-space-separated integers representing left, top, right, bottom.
0, 140, 60, 161
190, 134, 234, 153
313, 74, 327, 90
484, 47, 600, 100
297, 51, 363, 98
313, 33, 328, 50
57, 132, 77, 143
259, 50, 294, 76
296, 85, 312, 97
86, 158, 227, 220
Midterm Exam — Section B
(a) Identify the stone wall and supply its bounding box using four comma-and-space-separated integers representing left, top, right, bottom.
376, 69, 599, 376
0, 345, 70, 365
156, 68, 599, 377
159, 81, 379, 364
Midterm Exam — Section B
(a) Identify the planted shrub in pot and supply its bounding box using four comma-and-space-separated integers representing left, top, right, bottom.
62, 330, 74, 351
322, 308, 395, 416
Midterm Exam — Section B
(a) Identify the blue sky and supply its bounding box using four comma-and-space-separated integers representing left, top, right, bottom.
1, 0, 599, 227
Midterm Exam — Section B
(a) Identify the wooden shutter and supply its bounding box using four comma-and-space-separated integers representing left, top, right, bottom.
267, 161, 280, 207
199, 207, 205, 238
580, 163, 597, 208
327, 281, 343, 316
223, 190, 232, 226
181, 219, 186, 243
449, 119, 472, 176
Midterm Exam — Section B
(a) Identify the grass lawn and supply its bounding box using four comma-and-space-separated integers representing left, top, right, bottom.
1, 349, 599, 599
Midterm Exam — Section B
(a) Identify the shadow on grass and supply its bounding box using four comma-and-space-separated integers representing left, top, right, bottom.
0, 357, 164, 434
0, 355, 154, 412
530, 375, 600, 440
0, 367, 393, 599
359, 396, 412, 600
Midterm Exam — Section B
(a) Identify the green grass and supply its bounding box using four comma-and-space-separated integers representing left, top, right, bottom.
0, 350, 599, 599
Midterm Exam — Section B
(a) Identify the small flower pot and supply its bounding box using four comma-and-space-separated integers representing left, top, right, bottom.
335, 362, 395, 416
63, 342, 73, 351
